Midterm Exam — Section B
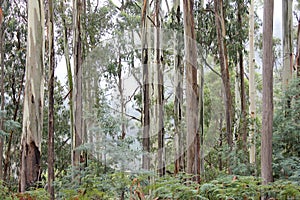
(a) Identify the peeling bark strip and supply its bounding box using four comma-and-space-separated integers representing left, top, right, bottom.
20, 0, 45, 192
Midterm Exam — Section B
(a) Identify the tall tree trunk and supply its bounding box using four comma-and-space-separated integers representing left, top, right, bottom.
237, 2, 247, 153
174, 0, 184, 175
249, 0, 256, 164
155, 0, 165, 177
47, 0, 55, 198
261, 0, 274, 185
214, 0, 233, 173
282, 0, 293, 90
183, 0, 200, 182
19, 0, 45, 192
72, 0, 83, 169
59, 1, 74, 166
141, 0, 150, 171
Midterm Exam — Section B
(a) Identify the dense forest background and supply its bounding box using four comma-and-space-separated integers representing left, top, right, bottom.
0, 0, 300, 199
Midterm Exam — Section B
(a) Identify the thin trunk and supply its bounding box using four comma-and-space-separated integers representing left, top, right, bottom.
219, 113, 223, 171
214, 0, 233, 174
261, 0, 274, 185
249, 0, 256, 164
47, 0, 55, 198
183, 0, 199, 182
72, 0, 83, 169
3, 72, 24, 182
19, 0, 45, 192
60, 1, 74, 166
118, 55, 126, 140
0, 7, 3, 180
155, 0, 165, 177
198, 68, 204, 175
237, 2, 247, 153
142, 0, 150, 171
174, 0, 184, 175
282, 0, 293, 90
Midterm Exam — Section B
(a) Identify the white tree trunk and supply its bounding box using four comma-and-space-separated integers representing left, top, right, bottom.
249, 0, 256, 164
20, 0, 45, 192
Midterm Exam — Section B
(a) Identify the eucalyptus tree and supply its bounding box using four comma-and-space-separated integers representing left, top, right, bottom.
183, 0, 200, 181
261, 0, 274, 185
173, 0, 184, 175
72, 0, 83, 169
249, 0, 256, 164
19, 0, 45, 192
2, 0, 27, 184
141, 0, 150, 171
282, 0, 293, 90
214, 0, 233, 173
47, 0, 55, 198
154, 0, 165, 177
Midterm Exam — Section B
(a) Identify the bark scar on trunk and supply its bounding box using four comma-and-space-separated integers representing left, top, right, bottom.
25, 141, 41, 190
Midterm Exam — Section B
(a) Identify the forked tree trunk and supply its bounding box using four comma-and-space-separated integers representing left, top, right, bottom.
47, 0, 55, 198
19, 0, 45, 192
183, 0, 200, 182
249, 0, 256, 164
261, 0, 274, 185
214, 0, 233, 173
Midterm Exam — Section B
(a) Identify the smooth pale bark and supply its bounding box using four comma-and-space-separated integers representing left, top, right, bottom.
72, 0, 83, 168
20, 0, 45, 192
47, 0, 55, 198
142, 0, 150, 170
282, 0, 293, 90
183, 0, 199, 181
214, 0, 233, 173
249, 0, 256, 164
174, 0, 184, 175
234, 60, 241, 143
261, 0, 274, 185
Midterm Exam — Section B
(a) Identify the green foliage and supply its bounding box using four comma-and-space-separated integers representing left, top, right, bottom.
273, 78, 300, 181
146, 174, 207, 200
201, 176, 300, 200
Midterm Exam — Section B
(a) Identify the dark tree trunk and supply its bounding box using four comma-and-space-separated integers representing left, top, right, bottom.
141, 0, 150, 170
237, 2, 247, 153
47, 0, 55, 198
